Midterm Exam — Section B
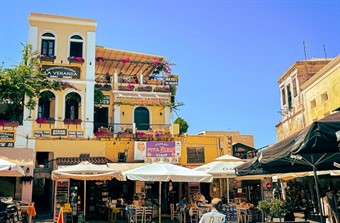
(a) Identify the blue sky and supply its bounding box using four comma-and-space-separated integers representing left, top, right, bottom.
0, 0, 339, 148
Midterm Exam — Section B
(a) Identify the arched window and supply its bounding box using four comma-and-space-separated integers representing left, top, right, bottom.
41, 33, 55, 57
65, 92, 81, 120
69, 35, 83, 58
134, 107, 150, 130
38, 91, 55, 118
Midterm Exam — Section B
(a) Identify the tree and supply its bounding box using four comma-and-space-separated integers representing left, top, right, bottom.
0, 43, 80, 123
173, 117, 189, 135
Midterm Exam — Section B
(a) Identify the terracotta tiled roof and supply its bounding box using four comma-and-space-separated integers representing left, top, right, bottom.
56, 157, 112, 166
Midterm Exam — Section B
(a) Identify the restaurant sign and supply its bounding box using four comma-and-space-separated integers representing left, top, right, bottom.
0, 131, 15, 142
51, 129, 67, 136
42, 65, 80, 79
134, 141, 181, 163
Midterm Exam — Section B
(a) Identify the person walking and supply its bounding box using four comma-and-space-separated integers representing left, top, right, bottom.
199, 198, 225, 223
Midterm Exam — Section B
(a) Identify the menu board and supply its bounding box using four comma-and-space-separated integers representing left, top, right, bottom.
54, 179, 69, 222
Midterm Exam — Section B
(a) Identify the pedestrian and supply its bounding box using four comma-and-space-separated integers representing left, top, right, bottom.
199, 198, 225, 223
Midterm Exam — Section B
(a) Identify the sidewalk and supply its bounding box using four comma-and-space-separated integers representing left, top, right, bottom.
33, 212, 322, 223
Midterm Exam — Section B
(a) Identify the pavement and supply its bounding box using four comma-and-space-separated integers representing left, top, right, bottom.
33, 212, 322, 223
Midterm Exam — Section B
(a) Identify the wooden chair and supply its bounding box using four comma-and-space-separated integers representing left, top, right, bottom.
190, 207, 199, 223
132, 208, 144, 223
170, 203, 179, 220
144, 207, 153, 223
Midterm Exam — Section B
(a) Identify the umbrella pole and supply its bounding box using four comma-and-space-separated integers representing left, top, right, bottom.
227, 178, 230, 203
312, 164, 324, 223
159, 182, 162, 223
84, 180, 86, 222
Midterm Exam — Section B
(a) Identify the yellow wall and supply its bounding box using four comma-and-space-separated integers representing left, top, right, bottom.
35, 139, 106, 158
180, 135, 223, 166
302, 55, 340, 124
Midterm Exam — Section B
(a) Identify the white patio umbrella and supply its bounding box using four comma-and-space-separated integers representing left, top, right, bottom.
123, 162, 213, 223
194, 154, 245, 202
0, 157, 25, 177
52, 161, 121, 220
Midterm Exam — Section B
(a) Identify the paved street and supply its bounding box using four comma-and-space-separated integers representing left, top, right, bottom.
33, 212, 322, 223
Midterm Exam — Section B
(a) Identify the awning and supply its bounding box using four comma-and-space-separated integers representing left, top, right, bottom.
0, 148, 34, 166
107, 163, 150, 172
56, 157, 112, 166
95, 46, 165, 76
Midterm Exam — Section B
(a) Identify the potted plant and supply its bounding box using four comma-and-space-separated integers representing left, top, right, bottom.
118, 84, 135, 91
257, 199, 287, 222
154, 85, 170, 92
136, 85, 152, 92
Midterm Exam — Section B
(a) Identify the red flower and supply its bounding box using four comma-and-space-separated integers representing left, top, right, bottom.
152, 60, 159, 66
122, 58, 130, 64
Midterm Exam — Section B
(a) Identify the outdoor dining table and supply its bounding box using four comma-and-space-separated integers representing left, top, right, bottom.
20, 204, 36, 223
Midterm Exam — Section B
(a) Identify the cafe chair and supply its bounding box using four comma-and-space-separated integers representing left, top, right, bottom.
132, 208, 144, 223
144, 207, 153, 223
189, 207, 199, 223
170, 203, 179, 220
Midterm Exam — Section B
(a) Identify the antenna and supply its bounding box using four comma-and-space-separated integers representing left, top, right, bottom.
323, 44, 328, 61
303, 41, 307, 60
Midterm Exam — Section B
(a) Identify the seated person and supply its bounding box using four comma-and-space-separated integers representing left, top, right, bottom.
132, 196, 141, 208
196, 192, 207, 205
178, 195, 190, 221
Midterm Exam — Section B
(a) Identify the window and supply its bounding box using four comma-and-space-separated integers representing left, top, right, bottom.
287, 84, 292, 109
321, 92, 328, 102
310, 99, 316, 109
134, 107, 150, 130
41, 33, 55, 56
292, 77, 298, 97
38, 91, 55, 118
69, 35, 83, 57
281, 88, 286, 106
65, 92, 81, 120
187, 147, 205, 163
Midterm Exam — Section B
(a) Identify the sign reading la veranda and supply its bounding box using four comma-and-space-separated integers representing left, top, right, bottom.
42, 65, 80, 79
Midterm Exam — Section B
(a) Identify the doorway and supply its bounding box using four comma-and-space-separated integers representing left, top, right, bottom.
94, 107, 108, 132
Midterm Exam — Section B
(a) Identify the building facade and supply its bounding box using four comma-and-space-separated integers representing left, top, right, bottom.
275, 58, 332, 141
0, 12, 256, 218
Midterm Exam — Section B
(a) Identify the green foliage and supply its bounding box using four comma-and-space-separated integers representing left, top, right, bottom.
94, 87, 105, 106
257, 199, 287, 219
0, 43, 80, 123
174, 117, 189, 135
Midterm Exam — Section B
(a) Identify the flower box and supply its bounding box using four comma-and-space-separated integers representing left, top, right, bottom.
116, 132, 134, 140
136, 86, 152, 92
64, 119, 82, 125
38, 54, 56, 61
0, 121, 20, 127
36, 118, 55, 124
68, 56, 84, 63
147, 80, 162, 85
154, 86, 171, 92
118, 85, 135, 91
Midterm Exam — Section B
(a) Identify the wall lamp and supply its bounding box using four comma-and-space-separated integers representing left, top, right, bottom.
122, 111, 125, 116
26, 167, 30, 174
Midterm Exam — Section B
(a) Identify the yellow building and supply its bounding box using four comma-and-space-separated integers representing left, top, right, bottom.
276, 58, 331, 141
301, 54, 340, 124
0, 12, 256, 218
